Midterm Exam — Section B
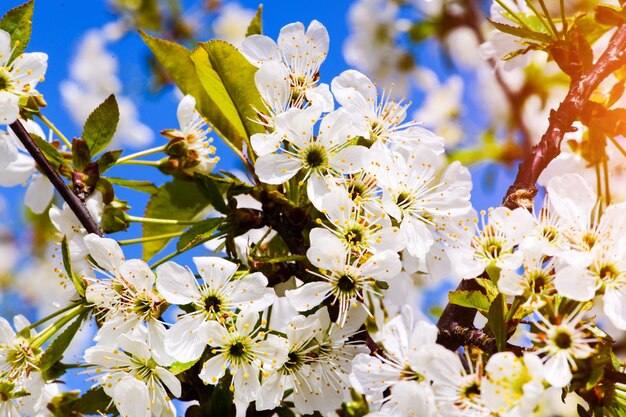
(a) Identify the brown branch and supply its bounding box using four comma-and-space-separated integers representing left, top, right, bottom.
437, 24, 626, 353
9, 120, 102, 236
503, 24, 626, 209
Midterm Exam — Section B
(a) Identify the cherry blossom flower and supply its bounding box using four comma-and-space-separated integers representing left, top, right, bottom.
253, 106, 368, 208
161, 95, 219, 175
0, 30, 48, 124
198, 311, 287, 404
84, 334, 181, 417
241, 20, 333, 111
287, 232, 401, 324
83, 234, 170, 363
529, 306, 596, 388
0, 120, 54, 214
156, 257, 275, 363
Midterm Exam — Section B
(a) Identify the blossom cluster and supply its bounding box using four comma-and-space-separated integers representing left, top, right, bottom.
3, 1, 626, 417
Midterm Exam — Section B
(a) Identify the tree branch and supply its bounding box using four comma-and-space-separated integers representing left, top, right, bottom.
9, 119, 102, 236
437, 24, 626, 353
503, 24, 626, 209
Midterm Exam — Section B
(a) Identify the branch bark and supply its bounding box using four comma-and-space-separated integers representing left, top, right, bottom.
438, 24, 626, 353
503, 24, 626, 209
9, 119, 102, 236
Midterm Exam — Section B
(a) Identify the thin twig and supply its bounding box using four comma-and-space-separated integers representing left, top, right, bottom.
502, 24, 626, 209
9, 119, 102, 236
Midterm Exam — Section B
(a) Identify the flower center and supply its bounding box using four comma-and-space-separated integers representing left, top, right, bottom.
304, 146, 327, 170
481, 237, 503, 259
204, 295, 222, 313
529, 271, 549, 293
228, 341, 246, 358
395, 191, 414, 211
597, 263, 620, 283
541, 225, 559, 243
0, 71, 10, 91
462, 381, 481, 399
283, 351, 304, 371
582, 232, 597, 250
345, 226, 364, 248
553, 330, 572, 349
337, 274, 356, 293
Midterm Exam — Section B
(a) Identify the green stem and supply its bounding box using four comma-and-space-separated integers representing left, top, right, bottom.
118, 232, 184, 246
116, 160, 161, 167
31, 304, 87, 349
495, 0, 535, 32
27, 301, 83, 330
536, 0, 560, 38
125, 215, 198, 225
524, 0, 556, 39
37, 114, 73, 149
116, 145, 166, 163
505, 296, 523, 322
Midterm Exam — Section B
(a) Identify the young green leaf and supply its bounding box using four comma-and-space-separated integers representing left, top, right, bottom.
61, 237, 85, 297
190, 46, 248, 150
39, 313, 87, 373
72, 387, 118, 415
488, 20, 553, 44
488, 293, 508, 352
170, 358, 201, 375
246, 4, 263, 36
108, 177, 158, 194
195, 173, 229, 214
202, 40, 266, 140
177, 217, 225, 252
32, 134, 64, 170
82, 94, 120, 156
0, 0, 33, 61
143, 179, 212, 259
96, 149, 123, 174
72, 138, 91, 171
448, 290, 491, 312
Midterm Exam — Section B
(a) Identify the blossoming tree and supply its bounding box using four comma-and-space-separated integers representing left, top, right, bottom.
2, 0, 626, 416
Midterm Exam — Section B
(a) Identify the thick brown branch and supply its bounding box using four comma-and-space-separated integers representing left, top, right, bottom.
9, 120, 102, 236
503, 24, 626, 209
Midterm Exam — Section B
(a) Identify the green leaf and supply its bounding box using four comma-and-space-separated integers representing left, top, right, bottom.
206, 379, 234, 416
136, 0, 162, 31
140, 32, 244, 152
190, 46, 248, 150
71, 138, 91, 171
61, 237, 85, 297
32, 134, 63, 170
176, 217, 225, 252
39, 313, 86, 373
170, 358, 200, 375
0, 0, 33, 61
448, 290, 491, 312
73, 387, 118, 415
488, 293, 507, 352
195, 173, 229, 214
201, 41, 266, 140
586, 366, 604, 390
474, 278, 499, 302
96, 149, 123, 174
246, 4, 263, 36
595, 4, 625, 26
488, 20, 553, 44
143, 179, 212, 259
108, 177, 158, 194
82, 94, 120, 156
